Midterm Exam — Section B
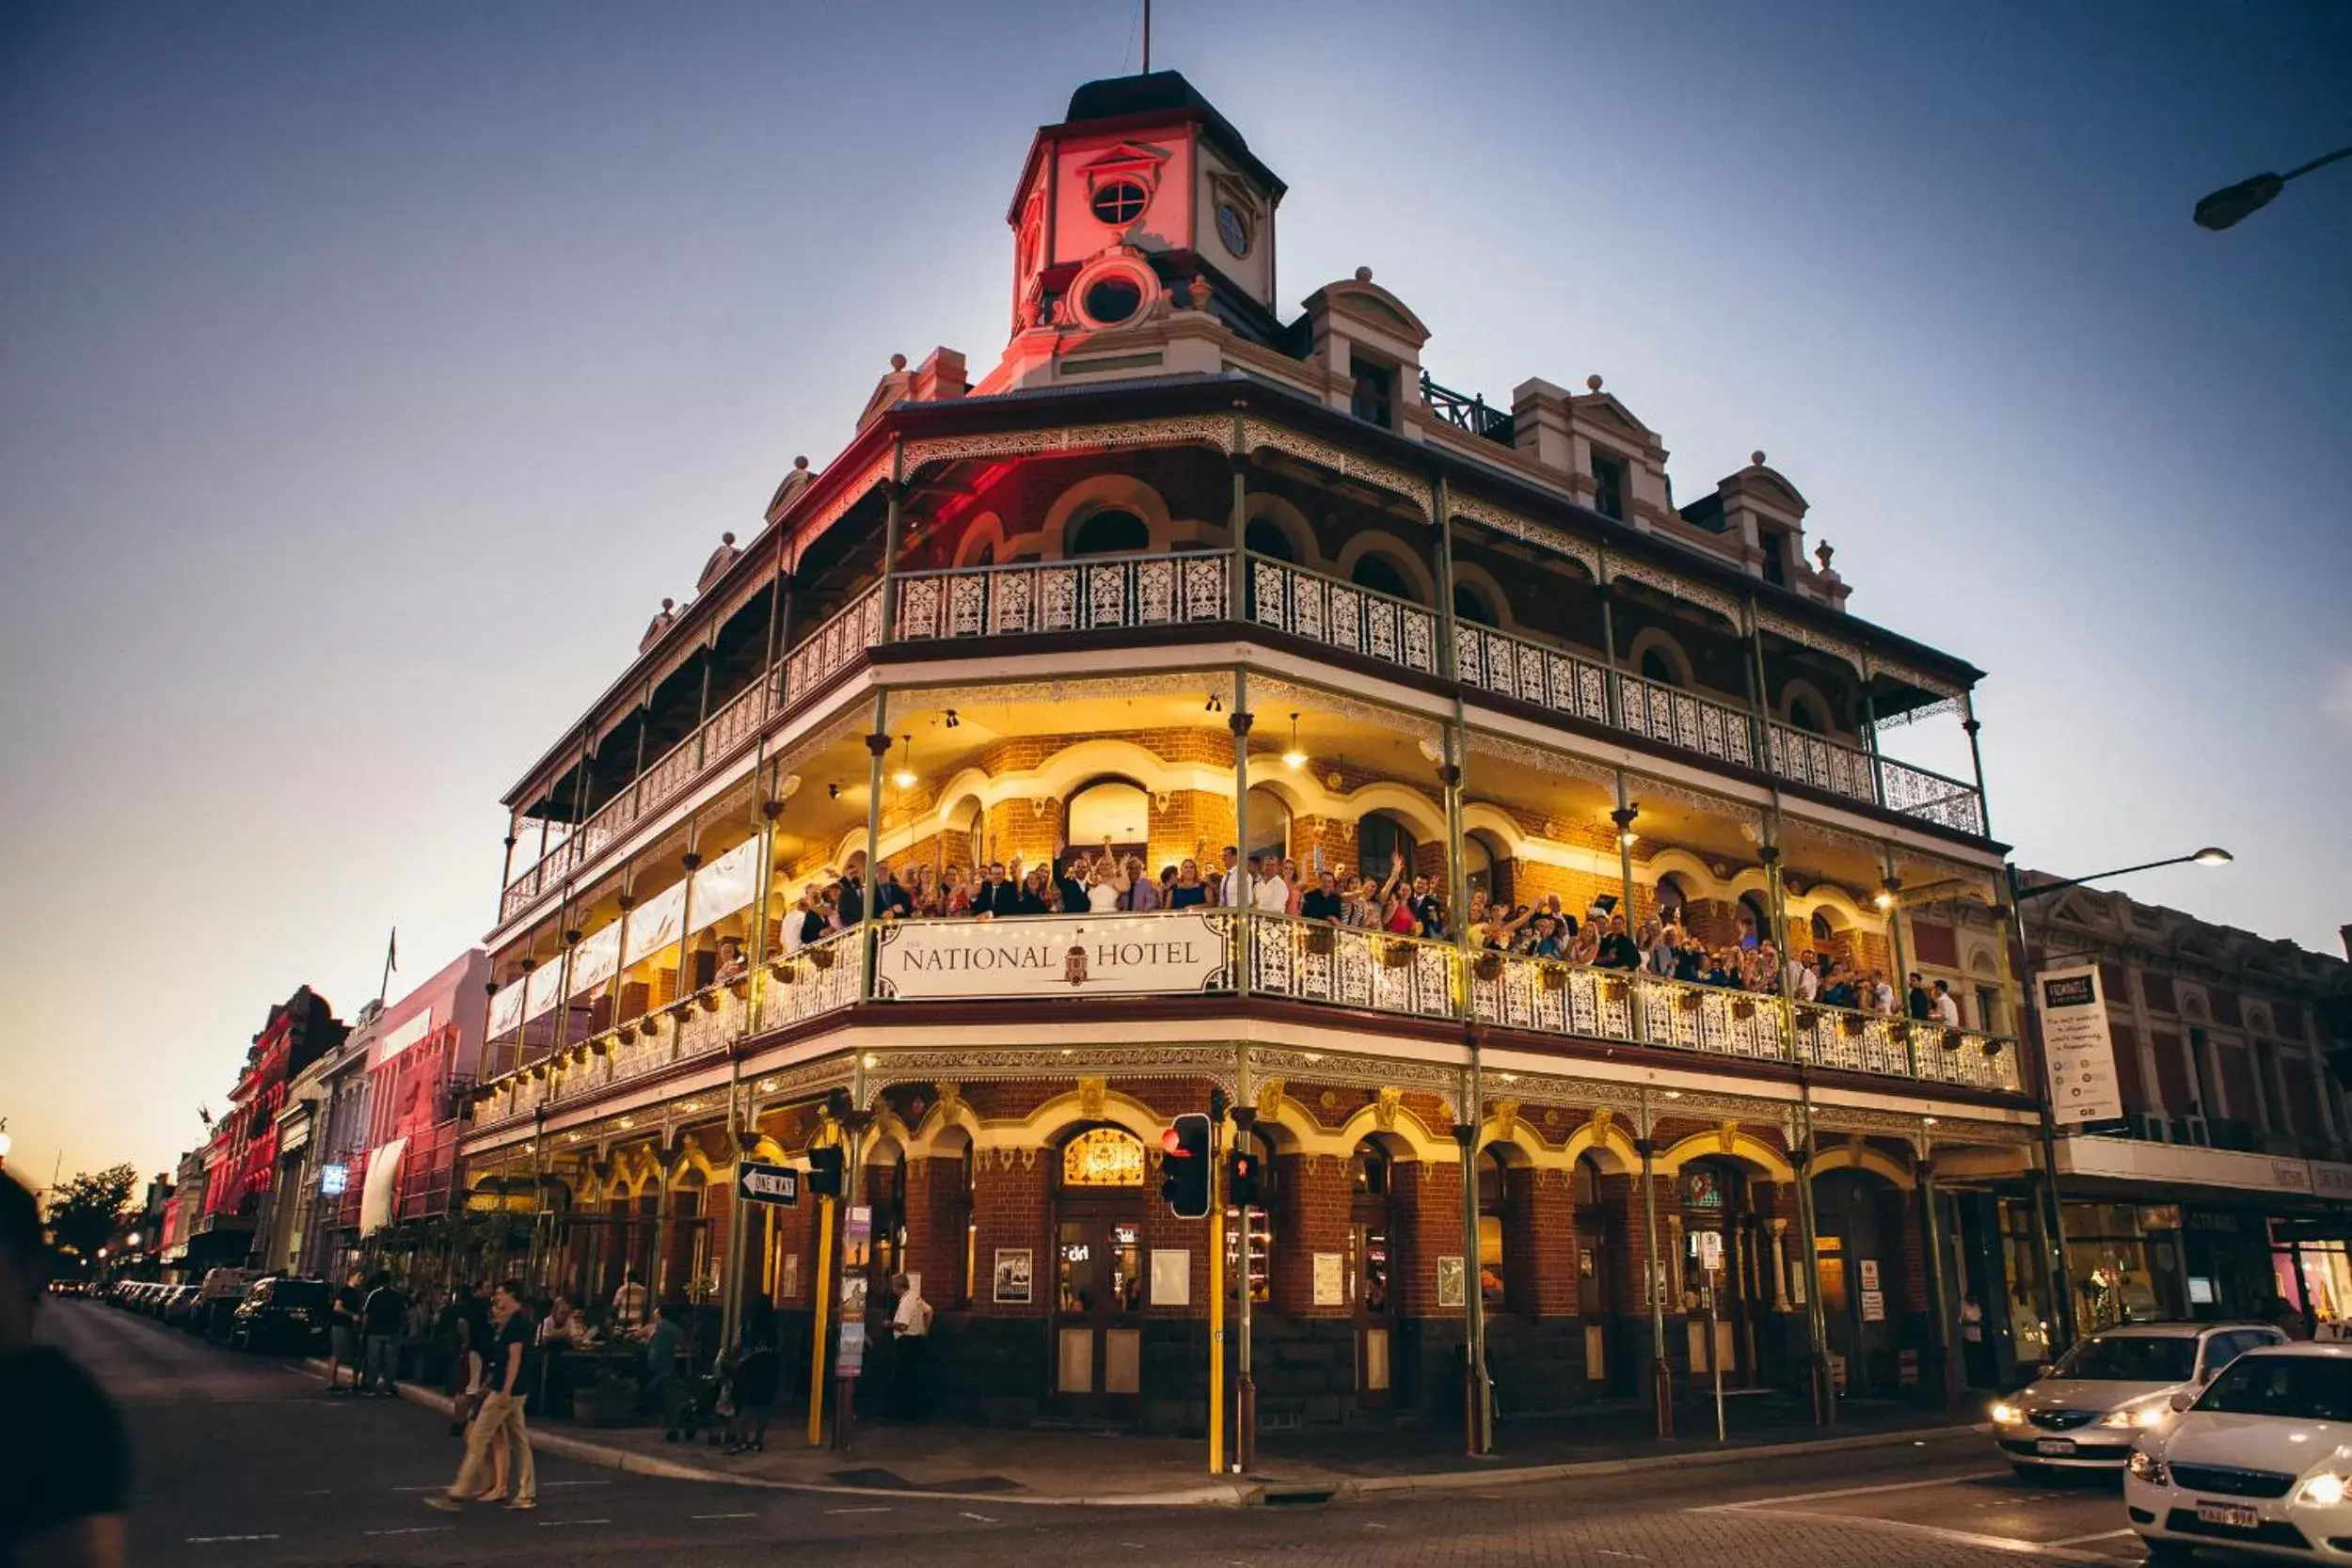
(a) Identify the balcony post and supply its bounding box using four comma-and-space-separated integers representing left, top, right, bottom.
761, 533, 792, 721
1881, 856, 1915, 1076
1432, 472, 1458, 682
1228, 411, 1248, 624
568, 736, 592, 873
691, 637, 716, 770
861, 695, 891, 1003
1741, 597, 1772, 771
1230, 671, 1254, 1000
1439, 723, 1468, 1017
1915, 1150, 1964, 1409
751, 784, 784, 1034
1634, 1087, 1671, 1438
1961, 691, 1993, 840
674, 827, 701, 1062
876, 436, 906, 644
1597, 552, 1624, 727
549, 919, 580, 1083
1763, 822, 1835, 1424
1859, 686, 1887, 807
629, 679, 651, 816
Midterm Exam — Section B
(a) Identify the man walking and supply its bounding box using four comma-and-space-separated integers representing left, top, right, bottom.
887, 1273, 933, 1420
359, 1271, 406, 1398
427, 1280, 535, 1512
325, 1269, 364, 1395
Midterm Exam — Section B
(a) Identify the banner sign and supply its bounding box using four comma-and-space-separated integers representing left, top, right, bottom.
521, 961, 564, 1024
2038, 964, 2123, 1125
873, 912, 1230, 1001
487, 976, 527, 1039
567, 920, 623, 999
689, 837, 761, 937
621, 880, 686, 968
377, 1007, 437, 1062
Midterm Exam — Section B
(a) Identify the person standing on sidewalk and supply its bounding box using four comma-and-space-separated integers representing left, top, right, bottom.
325, 1270, 364, 1395
359, 1272, 406, 1398
887, 1274, 932, 1420
427, 1280, 535, 1513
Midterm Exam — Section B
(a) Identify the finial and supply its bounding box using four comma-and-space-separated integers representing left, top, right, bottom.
793, 455, 810, 470
1751, 450, 1768, 467
722, 531, 736, 546
1353, 266, 1373, 283
1186, 274, 1212, 310
889, 353, 908, 372
660, 596, 675, 611
1585, 374, 1603, 392
1815, 541, 1836, 572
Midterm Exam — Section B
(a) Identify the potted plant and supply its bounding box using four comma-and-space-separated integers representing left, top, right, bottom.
809, 943, 836, 970
1541, 963, 1567, 993
1677, 990, 1703, 1014
1473, 952, 1503, 982
1732, 997, 1757, 1022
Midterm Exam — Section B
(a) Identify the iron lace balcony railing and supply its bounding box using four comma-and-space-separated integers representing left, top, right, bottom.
1248, 554, 1440, 677
891, 549, 1229, 641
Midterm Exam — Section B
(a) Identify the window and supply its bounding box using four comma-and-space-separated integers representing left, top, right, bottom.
1216, 200, 1251, 257
1081, 275, 1144, 325
1761, 530, 1788, 588
1358, 812, 1415, 880
1060, 1127, 1145, 1187
1639, 647, 1681, 687
1069, 509, 1149, 557
1788, 695, 1826, 734
1089, 179, 1149, 225
1350, 355, 1394, 427
1453, 584, 1497, 626
1350, 552, 1415, 603
1591, 451, 1628, 521
1244, 784, 1290, 866
1477, 1149, 1507, 1310
1245, 516, 1295, 562
1976, 986, 2001, 1035
1067, 778, 1150, 854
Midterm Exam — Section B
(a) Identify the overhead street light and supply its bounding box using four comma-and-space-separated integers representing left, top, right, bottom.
2195, 146, 2352, 230
2008, 846, 2233, 1354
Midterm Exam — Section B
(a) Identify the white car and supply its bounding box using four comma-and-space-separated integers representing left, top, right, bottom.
2127, 1342, 2352, 1563
1990, 1322, 2286, 1472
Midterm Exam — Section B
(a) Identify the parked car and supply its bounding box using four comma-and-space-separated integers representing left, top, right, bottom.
161, 1284, 204, 1328
193, 1267, 260, 1340
2127, 1342, 2352, 1562
228, 1275, 331, 1354
1989, 1322, 2285, 1473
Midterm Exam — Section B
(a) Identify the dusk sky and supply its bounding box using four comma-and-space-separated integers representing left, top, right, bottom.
3, 1, 2345, 1195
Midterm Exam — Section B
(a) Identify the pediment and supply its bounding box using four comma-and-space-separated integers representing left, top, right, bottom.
1078, 141, 1173, 178
1575, 391, 1654, 439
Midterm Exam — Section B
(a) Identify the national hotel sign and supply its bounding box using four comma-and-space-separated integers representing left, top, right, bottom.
874, 912, 1231, 1001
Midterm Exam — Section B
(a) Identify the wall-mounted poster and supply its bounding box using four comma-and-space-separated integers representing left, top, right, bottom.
1859, 1259, 1880, 1291
993, 1247, 1034, 1306
1312, 1252, 1344, 1307
1151, 1248, 1190, 1307
1860, 1289, 1886, 1323
1437, 1255, 1466, 1309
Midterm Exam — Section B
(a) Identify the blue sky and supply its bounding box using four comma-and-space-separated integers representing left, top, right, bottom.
3, 0, 2345, 1190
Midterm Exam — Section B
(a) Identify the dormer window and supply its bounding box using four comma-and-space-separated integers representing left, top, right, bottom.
1090, 179, 1150, 225
1592, 451, 1628, 521
1350, 355, 1394, 428
1761, 530, 1788, 588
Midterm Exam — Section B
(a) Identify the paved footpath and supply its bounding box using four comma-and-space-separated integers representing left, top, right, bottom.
50, 1298, 2156, 1566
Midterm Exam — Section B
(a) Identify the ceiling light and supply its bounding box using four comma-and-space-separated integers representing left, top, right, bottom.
1282, 712, 1307, 770
892, 734, 916, 791
944, 709, 960, 729
1205, 693, 1224, 713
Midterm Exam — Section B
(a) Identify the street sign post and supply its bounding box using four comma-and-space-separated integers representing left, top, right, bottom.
735, 1161, 801, 1207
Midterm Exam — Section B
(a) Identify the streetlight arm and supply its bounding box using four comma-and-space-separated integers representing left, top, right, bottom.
2010, 853, 2207, 904
2282, 144, 2352, 183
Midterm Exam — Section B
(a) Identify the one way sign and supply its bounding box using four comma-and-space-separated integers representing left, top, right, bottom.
735, 1161, 801, 1207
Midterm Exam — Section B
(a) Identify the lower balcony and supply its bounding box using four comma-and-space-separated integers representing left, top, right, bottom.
472, 911, 2023, 1127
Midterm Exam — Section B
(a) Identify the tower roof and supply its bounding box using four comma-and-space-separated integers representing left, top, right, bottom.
1050, 70, 1284, 196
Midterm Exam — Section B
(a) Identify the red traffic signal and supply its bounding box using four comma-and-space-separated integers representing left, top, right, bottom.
1228, 1147, 1263, 1208
1160, 1113, 1211, 1218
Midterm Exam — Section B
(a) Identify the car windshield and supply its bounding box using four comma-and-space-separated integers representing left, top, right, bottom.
2053, 1334, 2197, 1382
269, 1280, 330, 1309
2198, 1355, 2352, 1421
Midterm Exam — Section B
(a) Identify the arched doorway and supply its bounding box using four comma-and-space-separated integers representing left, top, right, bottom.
1678, 1158, 1767, 1388
1350, 1139, 1399, 1404
1357, 811, 1416, 882
1067, 777, 1151, 864
1050, 1124, 1148, 1419
1574, 1156, 1618, 1394
1069, 509, 1149, 558
1350, 551, 1417, 603
1812, 1166, 1901, 1395
1464, 832, 1502, 904
1245, 516, 1295, 562
1245, 784, 1290, 868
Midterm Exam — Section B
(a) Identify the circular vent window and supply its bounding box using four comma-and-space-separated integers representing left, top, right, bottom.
1082, 275, 1144, 325
1090, 179, 1149, 225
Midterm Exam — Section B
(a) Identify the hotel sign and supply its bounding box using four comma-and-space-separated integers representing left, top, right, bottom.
874, 912, 1231, 1002
2038, 964, 2122, 1126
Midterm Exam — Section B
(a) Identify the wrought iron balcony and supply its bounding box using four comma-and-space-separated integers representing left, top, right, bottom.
1420, 372, 1516, 446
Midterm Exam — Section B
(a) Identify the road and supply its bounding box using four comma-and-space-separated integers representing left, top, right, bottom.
49, 1296, 2170, 1566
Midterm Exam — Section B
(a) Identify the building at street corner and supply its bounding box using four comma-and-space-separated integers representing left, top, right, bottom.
458, 71, 2051, 1433
184, 986, 347, 1277
2018, 879, 2352, 1338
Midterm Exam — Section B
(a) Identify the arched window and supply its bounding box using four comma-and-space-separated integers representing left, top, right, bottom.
1738, 891, 1770, 951
1245, 517, 1295, 562
1244, 784, 1290, 866
1453, 583, 1498, 627
1640, 647, 1681, 687
1350, 552, 1416, 604
1477, 1148, 1508, 1310
1067, 778, 1150, 858
1656, 873, 1691, 923
1358, 812, 1416, 880
1810, 910, 1835, 943
1069, 508, 1149, 558
1464, 832, 1498, 901
1788, 694, 1827, 734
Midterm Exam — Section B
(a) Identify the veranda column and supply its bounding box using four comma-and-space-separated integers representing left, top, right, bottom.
1882, 851, 1916, 1075
1432, 471, 1458, 682
1764, 827, 1836, 1423
1230, 671, 1253, 998
1961, 691, 1992, 840
1916, 1152, 1963, 1407
1742, 596, 1772, 769
875, 436, 906, 644
1635, 1086, 1672, 1438
1597, 551, 1624, 728
1228, 416, 1248, 625
861, 693, 890, 1002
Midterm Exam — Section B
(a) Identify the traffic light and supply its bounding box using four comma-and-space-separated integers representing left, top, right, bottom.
1160, 1114, 1211, 1218
806, 1144, 845, 1198
1227, 1145, 1263, 1208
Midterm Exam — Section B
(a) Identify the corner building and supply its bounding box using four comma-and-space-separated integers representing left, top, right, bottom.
459, 72, 2044, 1433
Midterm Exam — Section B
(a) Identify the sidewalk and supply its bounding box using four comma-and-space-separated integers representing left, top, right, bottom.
331, 1358, 1990, 1506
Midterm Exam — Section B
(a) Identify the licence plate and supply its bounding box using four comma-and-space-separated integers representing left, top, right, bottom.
2034, 1438, 2075, 1455
2196, 1501, 2261, 1531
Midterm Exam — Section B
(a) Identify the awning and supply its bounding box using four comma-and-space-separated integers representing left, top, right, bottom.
359, 1137, 407, 1236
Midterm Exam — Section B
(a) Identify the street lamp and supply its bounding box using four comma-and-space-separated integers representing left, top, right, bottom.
2008, 847, 2232, 1355
2195, 147, 2352, 230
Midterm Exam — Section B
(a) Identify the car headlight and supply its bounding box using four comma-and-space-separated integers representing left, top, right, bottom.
2297, 1473, 2350, 1507
2128, 1449, 2169, 1484
1989, 1401, 2022, 1425
2099, 1399, 2173, 1431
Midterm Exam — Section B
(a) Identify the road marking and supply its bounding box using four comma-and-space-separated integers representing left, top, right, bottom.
961, 1511, 996, 1522
540, 1480, 612, 1486
185, 1535, 280, 1544
826, 1505, 894, 1513
1724, 1507, 2116, 1563
539, 1518, 611, 1527
1597, 1554, 1654, 1563
1694, 1468, 2010, 1509
302, 1488, 332, 1495
2047, 1528, 2137, 1546
694, 1513, 758, 1520
364, 1527, 453, 1537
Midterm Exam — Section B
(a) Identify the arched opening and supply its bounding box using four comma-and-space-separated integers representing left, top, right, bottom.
1788, 693, 1827, 734
1453, 582, 1498, 627
1051, 1123, 1147, 1418
1068, 508, 1149, 558
1350, 551, 1417, 604
1067, 777, 1151, 862
1679, 1158, 1769, 1388
1738, 891, 1771, 952
1811, 1166, 1903, 1394
1358, 811, 1416, 882
1655, 873, 1692, 925
1350, 1139, 1399, 1402
1640, 646, 1682, 687
1244, 784, 1290, 867
1476, 1148, 1510, 1310
1464, 831, 1502, 904
1245, 516, 1295, 562
1575, 1152, 1619, 1394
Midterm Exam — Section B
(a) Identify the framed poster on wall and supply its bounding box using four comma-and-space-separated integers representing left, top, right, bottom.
1438, 1255, 1466, 1309
993, 1247, 1034, 1306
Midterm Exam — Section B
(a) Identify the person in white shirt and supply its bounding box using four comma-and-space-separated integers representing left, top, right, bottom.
1218, 846, 1248, 910
1251, 855, 1289, 914
887, 1274, 932, 1419
1794, 953, 1820, 1003
611, 1270, 649, 1332
1871, 971, 1897, 1015
1932, 979, 1963, 1027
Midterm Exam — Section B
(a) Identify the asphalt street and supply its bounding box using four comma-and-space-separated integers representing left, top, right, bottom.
49, 1297, 2175, 1566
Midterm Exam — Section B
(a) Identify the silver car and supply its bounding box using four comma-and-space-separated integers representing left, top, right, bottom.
1990, 1322, 2287, 1473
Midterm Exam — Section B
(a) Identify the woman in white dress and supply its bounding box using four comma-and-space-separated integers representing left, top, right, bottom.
1086, 838, 1130, 912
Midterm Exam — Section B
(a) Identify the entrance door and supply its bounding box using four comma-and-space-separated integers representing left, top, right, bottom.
1052, 1208, 1142, 1418
1680, 1162, 1753, 1386
1349, 1143, 1396, 1404
1574, 1157, 1615, 1392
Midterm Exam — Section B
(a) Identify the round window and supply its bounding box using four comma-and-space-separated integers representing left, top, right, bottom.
1090, 179, 1149, 226
1216, 201, 1251, 257
1082, 275, 1144, 325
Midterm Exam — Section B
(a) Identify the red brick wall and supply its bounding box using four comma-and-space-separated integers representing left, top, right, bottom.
1392, 1159, 1464, 1315
1271, 1152, 1353, 1318
1502, 1164, 1580, 1317
968, 1148, 1049, 1318
899, 1154, 968, 1307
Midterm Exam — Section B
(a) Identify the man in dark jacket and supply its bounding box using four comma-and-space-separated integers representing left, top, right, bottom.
972, 863, 1012, 917
1597, 914, 1644, 971
361, 1272, 407, 1398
